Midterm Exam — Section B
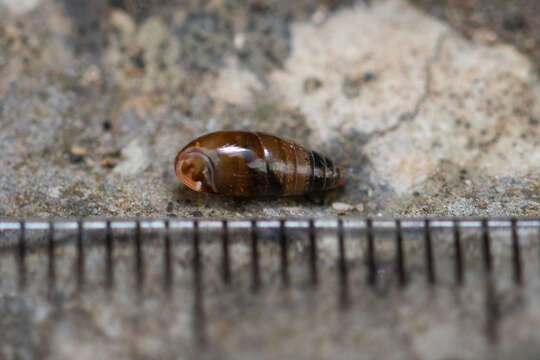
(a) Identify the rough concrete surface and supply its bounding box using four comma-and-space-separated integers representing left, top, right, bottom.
0, 0, 539, 359
0, 0, 538, 219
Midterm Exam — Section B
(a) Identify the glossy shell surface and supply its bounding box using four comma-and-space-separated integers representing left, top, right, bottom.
174, 131, 345, 197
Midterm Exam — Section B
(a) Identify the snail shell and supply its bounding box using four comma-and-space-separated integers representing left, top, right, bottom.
175, 131, 345, 197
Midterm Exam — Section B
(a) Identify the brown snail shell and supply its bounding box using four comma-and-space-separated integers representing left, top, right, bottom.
175, 131, 345, 197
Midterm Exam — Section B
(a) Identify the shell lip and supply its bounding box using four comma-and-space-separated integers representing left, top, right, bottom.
175, 148, 218, 193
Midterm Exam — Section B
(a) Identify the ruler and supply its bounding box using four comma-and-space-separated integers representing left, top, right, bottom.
1, 217, 540, 359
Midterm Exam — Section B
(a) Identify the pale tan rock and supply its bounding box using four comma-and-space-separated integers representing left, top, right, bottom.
271, 0, 447, 140
70, 146, 87, 156
113, 139, 151, 176
212, 57, 264, 106
332, 202, 353, 214
269, 0, 540, 194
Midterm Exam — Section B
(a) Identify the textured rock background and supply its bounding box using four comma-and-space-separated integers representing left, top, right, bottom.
1, 0, 540, 359
0, 0, 538, 219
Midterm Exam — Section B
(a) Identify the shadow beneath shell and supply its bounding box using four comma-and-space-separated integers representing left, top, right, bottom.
171, 184, 346, 217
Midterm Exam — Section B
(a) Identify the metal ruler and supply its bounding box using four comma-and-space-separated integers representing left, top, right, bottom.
1, 218, 540, 360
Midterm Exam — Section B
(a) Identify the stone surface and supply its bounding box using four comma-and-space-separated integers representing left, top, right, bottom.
0, 0, 537, 219
271, 1, 539, 198
0, 0, 40, 14
0, 0, 539, 359
411, 0, 540, 75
